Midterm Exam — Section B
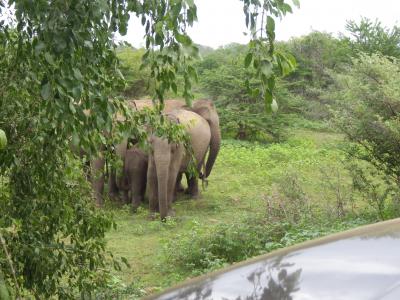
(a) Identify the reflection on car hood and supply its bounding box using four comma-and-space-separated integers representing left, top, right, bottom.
145, 218, 400, 300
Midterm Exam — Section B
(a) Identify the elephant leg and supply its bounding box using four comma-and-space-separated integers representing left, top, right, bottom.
186, 157, 204, 198
175, 172, 185, 194
122, 189, 130, 205
108, 167, 120, 202
83, 159, 91, 181
90, 157, 105, 206
168, 145, 184, 206
125, 149, 148, 210
153, 137, 172, 220
131, 169, 147, 211
147, 154, 159, 213
173, 172, 184, 202
186, 172, 199, 198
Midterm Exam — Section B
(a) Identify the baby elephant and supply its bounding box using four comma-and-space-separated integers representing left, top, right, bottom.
116, 145, 148, 210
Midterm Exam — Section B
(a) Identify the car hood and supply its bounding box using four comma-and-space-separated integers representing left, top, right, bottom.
145, 218, 400, 300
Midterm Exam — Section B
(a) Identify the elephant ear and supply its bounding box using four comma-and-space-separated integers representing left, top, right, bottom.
165, 112, 180, 124
114, 140, 128, 161
192, 100, 221, 178
194, 106, 211, 122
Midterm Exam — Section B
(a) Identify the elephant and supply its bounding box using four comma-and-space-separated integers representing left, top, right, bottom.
147, 109, 211, 219
114, 146, 148, 209
78, 98, 220, 209
182, 99, 221, 181
114, 99, 221, 209
76, 100, 184, 206
108, 99, 187, 205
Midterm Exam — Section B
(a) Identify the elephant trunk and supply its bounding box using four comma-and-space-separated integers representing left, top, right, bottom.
153, 137, 171, 220
205, 122, 221, 178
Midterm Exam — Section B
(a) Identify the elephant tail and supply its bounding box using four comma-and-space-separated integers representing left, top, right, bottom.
205, 120, 221, 178
191, 100, 221, 178
200, 159, 209, 190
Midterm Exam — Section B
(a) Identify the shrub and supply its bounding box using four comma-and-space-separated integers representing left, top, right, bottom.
333, 54, 400, 188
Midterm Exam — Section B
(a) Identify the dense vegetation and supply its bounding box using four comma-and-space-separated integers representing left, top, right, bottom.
1, 0, 400, 298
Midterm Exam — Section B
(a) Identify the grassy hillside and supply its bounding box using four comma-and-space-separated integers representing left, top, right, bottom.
102, 129, 376, 299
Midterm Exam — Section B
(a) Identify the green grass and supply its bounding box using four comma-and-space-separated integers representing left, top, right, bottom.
103, 129, 378, 298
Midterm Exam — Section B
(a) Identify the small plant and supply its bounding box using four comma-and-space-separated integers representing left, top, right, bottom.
94, 275, 147, 299
160, 217, 274, 276
267, 171, 312, 224
347, 160, 400, 220
319, 165, 354, 218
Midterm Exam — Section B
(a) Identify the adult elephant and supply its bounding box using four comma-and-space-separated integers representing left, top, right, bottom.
175, 99, 220, 196
115, 99, 220, 208
147, 109, 211, 220
127, 99, 220, 180
109, 99, 186, 204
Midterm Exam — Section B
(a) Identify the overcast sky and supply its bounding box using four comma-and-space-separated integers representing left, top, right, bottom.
121, 0, 400, 48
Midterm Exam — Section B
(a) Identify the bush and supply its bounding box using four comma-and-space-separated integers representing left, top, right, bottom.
344, 147, 400, 220
333, 54, 400, 187
194, 44, 301, 142
117, 47, 153, 99
344, 18, 400, 58
160, 209, 370, 277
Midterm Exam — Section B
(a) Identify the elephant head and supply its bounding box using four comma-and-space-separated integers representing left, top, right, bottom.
192, 99, 221, 178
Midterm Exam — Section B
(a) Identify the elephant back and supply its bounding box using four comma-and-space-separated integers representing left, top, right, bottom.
126, 99, 153, 111
174, 110, 209, 129
126, 99, 186, 113
172, 109, 211, 168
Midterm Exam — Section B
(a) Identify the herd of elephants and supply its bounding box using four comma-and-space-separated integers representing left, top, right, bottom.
85, 99, 221, 220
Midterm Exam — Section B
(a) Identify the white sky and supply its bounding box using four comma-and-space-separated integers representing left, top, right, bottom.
121, 0, 400, 48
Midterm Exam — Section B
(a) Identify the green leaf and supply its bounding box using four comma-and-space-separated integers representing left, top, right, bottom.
275, 52, 296, 76
41, 82, 52, 100
44, 52, 55, 65
260, 60, 273, 77
264, 89, 273, 113
175, 33, 192, 46
187, 65, 198, 82
251, 88, 260, 98
84, 40, 93, 49
73, 68, 83, 81
266, 16, 275, 36
121, 256, 131, 268
271, 98, 279, 113
71, 85, 82, 99
244, 52, 253, 68
0, 129, 7, 150
282, 3, 293, 13
267, 76, 275, 91
119, 17, 128, 35
281, 61, 292, 76
171, 82, 178, 94
69, 100, 76, 114
185, 0, 195, 8
286, 53, 297, 69
292, 0, 300, 8
34, 41, 46, 55
116, 68, 125, 80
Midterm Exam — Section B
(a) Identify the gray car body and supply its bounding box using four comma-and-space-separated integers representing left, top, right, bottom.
145, 218, 400, 300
